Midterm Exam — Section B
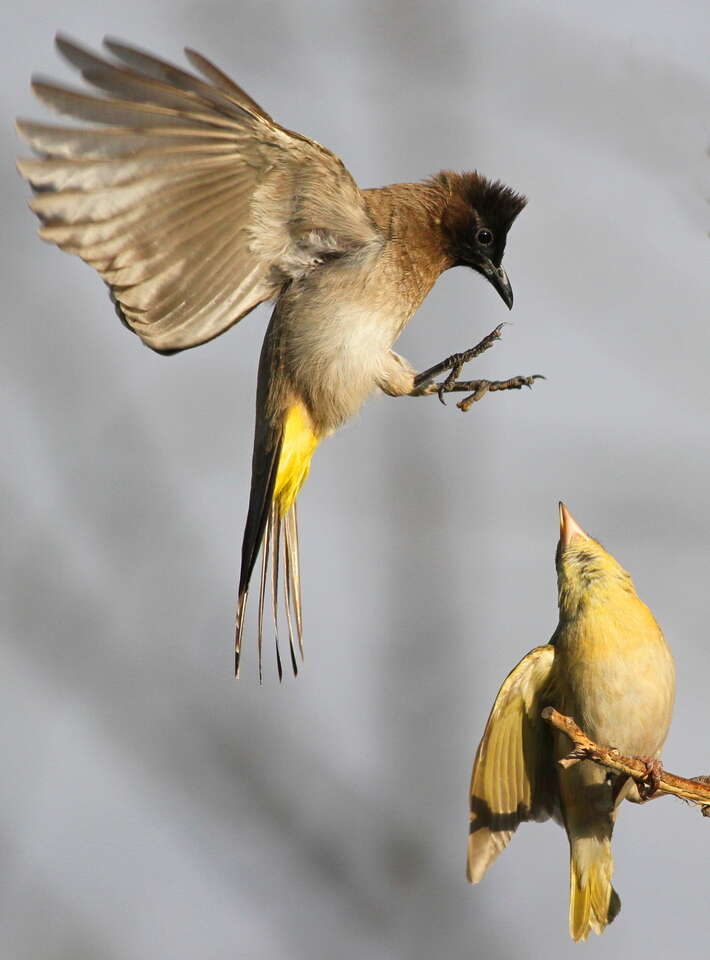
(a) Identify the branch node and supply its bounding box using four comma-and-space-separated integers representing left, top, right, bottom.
559, 756, 582, 769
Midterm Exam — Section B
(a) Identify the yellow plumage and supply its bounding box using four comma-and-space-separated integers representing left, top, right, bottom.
273, 404, 320, 514
235, 402, 321, 679
568, 843, 620, 941
467, 503, 675, 941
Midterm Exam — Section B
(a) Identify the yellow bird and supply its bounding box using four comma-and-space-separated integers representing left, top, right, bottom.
467, 502, 675, 941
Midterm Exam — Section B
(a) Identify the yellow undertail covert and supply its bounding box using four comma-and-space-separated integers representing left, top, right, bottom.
273, 404, 320, 514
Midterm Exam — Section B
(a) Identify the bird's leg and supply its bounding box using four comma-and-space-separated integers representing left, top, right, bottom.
412, 323, 506, 399
411, 323, 544, 410
609, 771, 638, 806
438, 375, 545, 412
637, 756, 663, 800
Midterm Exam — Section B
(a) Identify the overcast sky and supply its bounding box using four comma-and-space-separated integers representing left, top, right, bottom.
3, 2, 710, 958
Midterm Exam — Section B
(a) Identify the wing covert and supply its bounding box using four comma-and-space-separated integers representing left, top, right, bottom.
467, 644, 557, 884
17, 35, 382, 353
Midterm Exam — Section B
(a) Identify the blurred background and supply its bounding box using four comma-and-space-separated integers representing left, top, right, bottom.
3, 1, 709, 957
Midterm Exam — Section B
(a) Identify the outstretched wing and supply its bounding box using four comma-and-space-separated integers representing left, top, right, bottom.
467, 644, 557, 883
17, 35, 382, 354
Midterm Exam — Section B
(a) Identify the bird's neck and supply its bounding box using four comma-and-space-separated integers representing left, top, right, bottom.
362, 182, 454, 296
556, 573, 651, 641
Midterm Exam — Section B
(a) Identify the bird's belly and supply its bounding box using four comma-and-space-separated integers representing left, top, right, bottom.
558, 637, 675, 758
286, 300, 407, 432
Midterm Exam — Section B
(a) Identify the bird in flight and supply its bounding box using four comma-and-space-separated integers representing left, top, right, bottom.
467, 503, 675, 940
18, 35, 540, 678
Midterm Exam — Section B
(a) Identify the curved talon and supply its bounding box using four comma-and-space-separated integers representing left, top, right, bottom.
638, 756, 663, 799
518, 374, 546, 389
413, 326, 541, 404
413, 324, 512, 396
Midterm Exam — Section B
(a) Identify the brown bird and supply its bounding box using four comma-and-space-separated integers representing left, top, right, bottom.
17, 34, 539, 678
467, 503, 675, 940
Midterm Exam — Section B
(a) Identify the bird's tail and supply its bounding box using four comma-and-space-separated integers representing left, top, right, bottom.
253, 500, 303, 682
236, 403, 318, 680
568, 836, 621, 941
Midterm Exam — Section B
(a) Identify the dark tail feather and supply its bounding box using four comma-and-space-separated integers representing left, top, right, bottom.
255, 501, 303, 680
270, 507, 283, 682
283, 517, 299, 677
235, 424, 283, 678
264, 502, 302, 679
256, 520, 271, 685
235, 592, 247, 678
284, 505, 304, 662
236, 488, 304, 681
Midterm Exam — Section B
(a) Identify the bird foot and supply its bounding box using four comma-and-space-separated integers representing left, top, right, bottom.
411, 323, 544, 410
413, 324, 506, 397
451, 374, 545, 411
637, 756, 663, 800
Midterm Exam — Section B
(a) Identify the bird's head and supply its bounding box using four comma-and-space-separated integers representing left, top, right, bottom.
555, 502, 635, 617
435, 171, 527, 309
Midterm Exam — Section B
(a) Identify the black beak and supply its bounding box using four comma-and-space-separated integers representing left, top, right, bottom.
481, 259, 514, 310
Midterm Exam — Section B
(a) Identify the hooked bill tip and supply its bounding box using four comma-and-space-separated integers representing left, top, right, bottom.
558, 501, 589, 548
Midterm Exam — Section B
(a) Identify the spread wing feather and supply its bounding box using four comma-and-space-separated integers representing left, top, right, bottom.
18, 34, 382, 353
467, 644, 558, 883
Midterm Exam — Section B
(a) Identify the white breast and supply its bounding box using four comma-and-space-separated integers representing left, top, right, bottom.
283, 272, 411, 431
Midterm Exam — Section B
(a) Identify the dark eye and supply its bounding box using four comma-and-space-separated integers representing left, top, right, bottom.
476, 228, 494, 246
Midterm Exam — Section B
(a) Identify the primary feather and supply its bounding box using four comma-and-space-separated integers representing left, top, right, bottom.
17, 34, 381, 354
19, 34, 531, 678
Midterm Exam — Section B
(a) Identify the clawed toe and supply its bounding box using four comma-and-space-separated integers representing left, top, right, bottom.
412, 323, 508, 394
455, 373, 545, 412
412, 323, 544, 409
638, 756, 663, 799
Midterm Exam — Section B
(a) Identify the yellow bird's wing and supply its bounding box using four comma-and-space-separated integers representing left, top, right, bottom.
467, 644, 557, 883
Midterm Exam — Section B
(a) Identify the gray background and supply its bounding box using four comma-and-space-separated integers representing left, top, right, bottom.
3, 1, 709, 958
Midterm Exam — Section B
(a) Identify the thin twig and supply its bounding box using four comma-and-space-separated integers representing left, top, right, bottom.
541, 706, 710, 816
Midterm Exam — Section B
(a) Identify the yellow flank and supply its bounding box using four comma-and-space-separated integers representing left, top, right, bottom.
273, 404, 320, 514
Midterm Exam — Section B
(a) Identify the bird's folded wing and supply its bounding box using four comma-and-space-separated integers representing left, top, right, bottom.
17, 35, 382, 354
467, 644, 557, 883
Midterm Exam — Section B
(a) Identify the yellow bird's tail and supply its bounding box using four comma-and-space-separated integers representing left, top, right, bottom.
568, 837, 621, 941
237, 402, 320, 680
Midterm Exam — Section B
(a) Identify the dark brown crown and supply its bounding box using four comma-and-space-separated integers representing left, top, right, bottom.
432, 171, 527, 265
435, 171, 526, 228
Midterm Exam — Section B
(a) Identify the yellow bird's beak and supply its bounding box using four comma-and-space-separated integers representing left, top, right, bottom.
559, 502, 590, 549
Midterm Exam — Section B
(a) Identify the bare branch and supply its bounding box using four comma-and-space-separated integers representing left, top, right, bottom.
541, 706, 710, 815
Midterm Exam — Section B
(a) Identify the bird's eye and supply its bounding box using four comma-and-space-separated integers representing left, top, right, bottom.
476, 228, 494, 246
